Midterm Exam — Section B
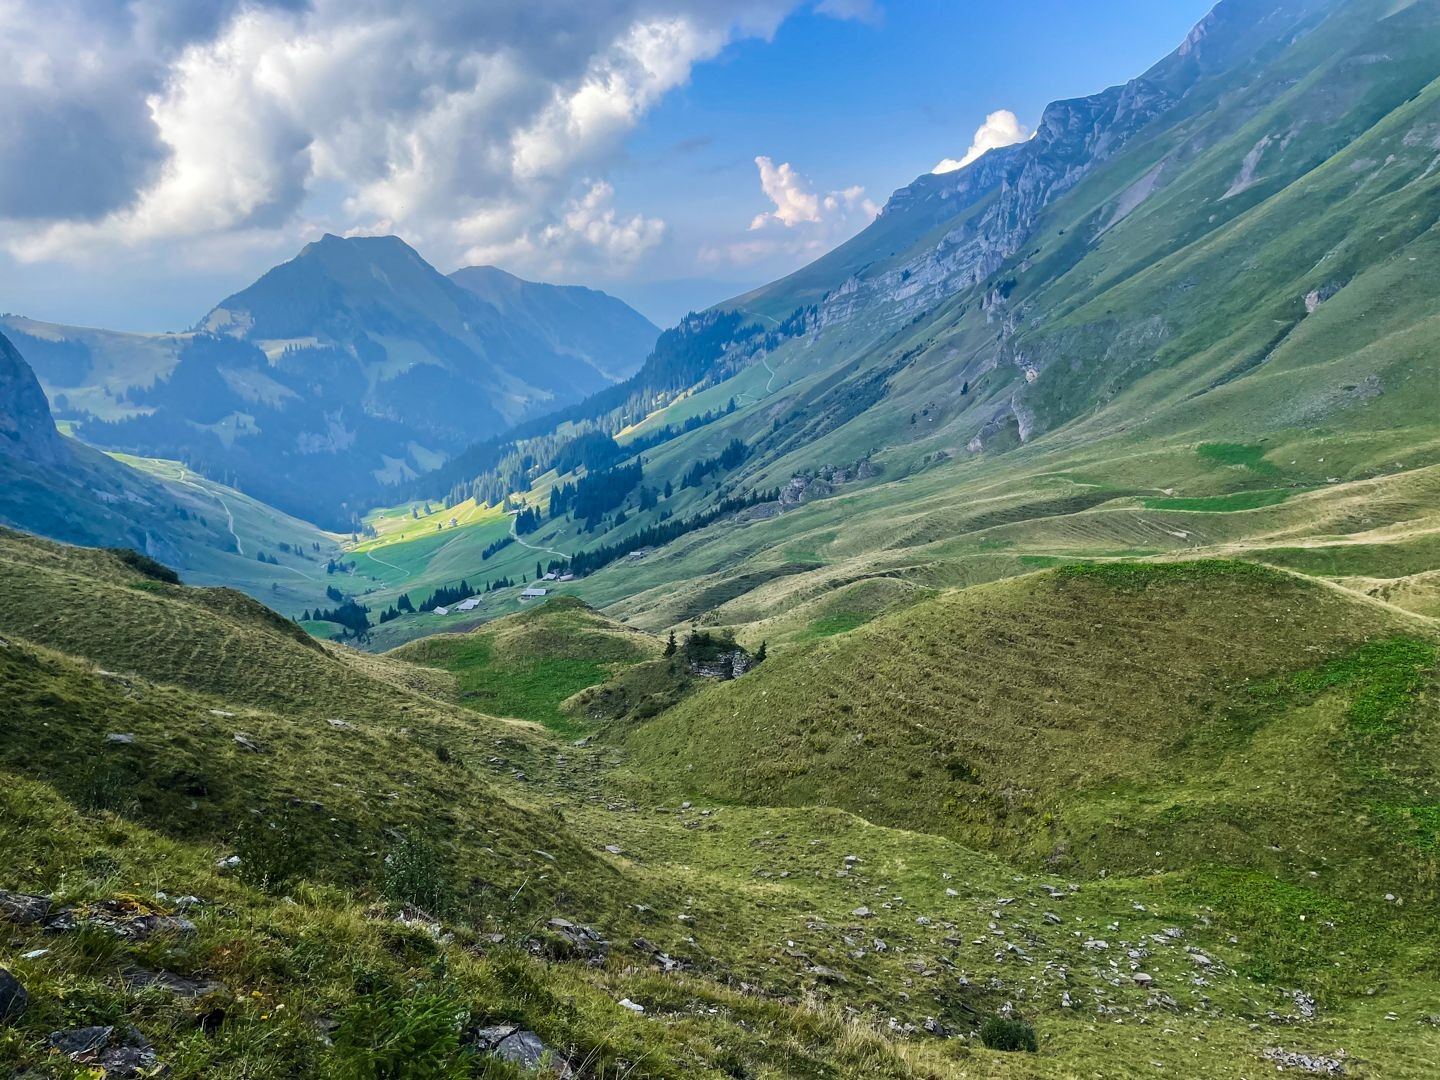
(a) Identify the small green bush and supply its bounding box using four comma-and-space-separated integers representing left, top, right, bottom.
383, 834, 449, 915
329, 989, 470, 1079
980, 1016, 1038, 1052
108, 547, 181, 584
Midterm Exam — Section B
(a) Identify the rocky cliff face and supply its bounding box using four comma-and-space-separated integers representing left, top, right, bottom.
812, 0, 1337, 331
0, 330, 66, 466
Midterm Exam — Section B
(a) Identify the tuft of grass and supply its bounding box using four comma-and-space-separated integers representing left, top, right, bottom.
1196, 442, 1279, 473
1141, 488, 1295, 512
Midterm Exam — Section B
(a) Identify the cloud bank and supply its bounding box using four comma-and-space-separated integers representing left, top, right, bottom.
0, 0, 872, 280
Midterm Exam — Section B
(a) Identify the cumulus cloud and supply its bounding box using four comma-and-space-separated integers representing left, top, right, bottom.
933, 109, 1032, 174
748, 157, 878, 231
0, 0, 867, 279
703, 155, 876, 266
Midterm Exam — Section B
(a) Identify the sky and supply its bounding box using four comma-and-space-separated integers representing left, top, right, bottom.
0, 0, 1215, 331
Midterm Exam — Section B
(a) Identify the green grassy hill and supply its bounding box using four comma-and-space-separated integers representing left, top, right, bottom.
391, 597, 661, 735
624, 563, 1439, 896
6, 524, 1440, 1075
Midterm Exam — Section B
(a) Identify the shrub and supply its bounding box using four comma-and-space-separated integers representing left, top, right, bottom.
328, 989, 470, 1079
383, 834, 449, 915
980, 1016, 1037, 1052
108, 547, 181, 584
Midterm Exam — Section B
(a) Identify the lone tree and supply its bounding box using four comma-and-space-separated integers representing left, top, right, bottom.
663, 630, 677, 657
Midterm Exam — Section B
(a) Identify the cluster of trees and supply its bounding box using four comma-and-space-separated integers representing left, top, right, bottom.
255, 551, 281, 565
481, 535, 513, 560
663, 629, 767, 673
418, 581, 474, 613
562, 487, 777, 577
303, 600, 371, 635
377, 593, 415, 624
623, 400, 737, 457
325, 558, 356, 575
514, 507, 543, 535
681, 438, 749, 489
549, 461, 642, 523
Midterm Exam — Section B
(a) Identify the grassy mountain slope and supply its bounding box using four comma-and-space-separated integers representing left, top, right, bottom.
6, 530, 1440, 1074
623, 562, 1440, 892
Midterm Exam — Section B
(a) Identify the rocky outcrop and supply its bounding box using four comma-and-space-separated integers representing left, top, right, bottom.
0, 330, 66, 466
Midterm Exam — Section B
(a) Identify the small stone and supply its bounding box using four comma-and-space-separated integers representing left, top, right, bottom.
105, 733, 136, 744
618, 998, 645, 1013
851, 906, 875, 918
469, 1024, 573, 1077
1133, 973, 1154, 988
605, 845, 622, 855
233, 733, 262, 752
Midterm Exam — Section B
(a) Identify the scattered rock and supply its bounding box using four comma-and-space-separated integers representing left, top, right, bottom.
233, 733, 262, 753
1261, 1047, 1346, 1075
1133, 973, 1154, 989
0, 967, 27, 1023
618, 998, 645, 1013
215, 855, 242, 871
851, 906, 875, 919
48, 1025, 162, 1078
0, 889, 52, 925
44, 898, 196, 941
468, 1024, 573, 1077
105, 733, 136, 745
124, 967, 224, 999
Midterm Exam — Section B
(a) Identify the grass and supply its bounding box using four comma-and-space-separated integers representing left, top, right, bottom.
1141, 488, 1296, 512
5, 532, 1440, 1075
1195, 443, 1279, 473
391, 597, 658, 735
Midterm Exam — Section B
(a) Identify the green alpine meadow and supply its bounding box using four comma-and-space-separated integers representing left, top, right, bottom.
2, 0, 1439, 1075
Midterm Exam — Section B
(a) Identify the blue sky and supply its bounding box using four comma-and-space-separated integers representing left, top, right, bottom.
0, 1, 1215, 331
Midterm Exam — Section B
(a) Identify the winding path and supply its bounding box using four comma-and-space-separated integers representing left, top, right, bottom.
170, 466, 244, 556
509, 512, 569, 559
360, 548, 407, 577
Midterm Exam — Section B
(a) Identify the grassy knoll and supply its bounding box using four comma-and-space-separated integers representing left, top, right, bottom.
391, 597, 659, 735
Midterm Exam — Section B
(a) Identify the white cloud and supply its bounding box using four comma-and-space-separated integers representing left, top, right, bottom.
748, 157, 879, 231
933, 109, 1032, 174
0, 0, 825, 279
750, 157, 821, 229
707, 155, 877, 266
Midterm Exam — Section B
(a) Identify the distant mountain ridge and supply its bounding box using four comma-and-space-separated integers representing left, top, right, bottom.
1, 237, 657, 526
448, 264, 658, 383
